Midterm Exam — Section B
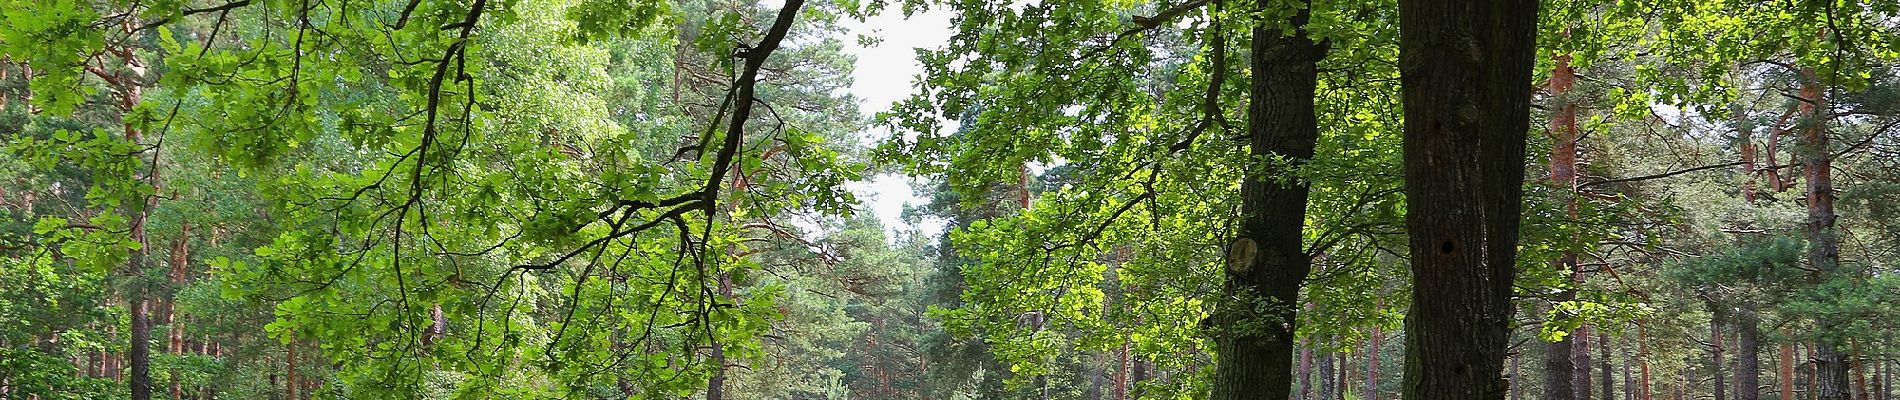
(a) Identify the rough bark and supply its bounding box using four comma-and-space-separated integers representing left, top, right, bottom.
1209, 0, 1328, 398
1736, 304, 1761, 400
1549, 329, 1577, 400
1513, 352, 1524, 400
1396, 0, 1539, 397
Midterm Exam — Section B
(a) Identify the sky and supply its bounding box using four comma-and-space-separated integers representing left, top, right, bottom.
838, 7, 955, 239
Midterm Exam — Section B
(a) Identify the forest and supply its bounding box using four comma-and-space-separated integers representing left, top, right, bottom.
0, 0, 1898, 398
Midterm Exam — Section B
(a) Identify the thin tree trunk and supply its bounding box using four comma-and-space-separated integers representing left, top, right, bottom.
1624, 334, 1635, 400
1716, 305, 1728, 400
1787, 343, 1800, 400
1550, 326, 1577, 400
1302, 336, 1316, 400
286, 343, 297, 400
1736, 303, 1761, 400
1210, 0, 1328, 397
1396, 0, 1539, 397
1640, 324, 1653, 400
1796, 65, 1848, 400
1369, 321, 1383, 400
1548, 52, 1593, 400
1320, 342, 1337, 400
1601, 331, 1613, 400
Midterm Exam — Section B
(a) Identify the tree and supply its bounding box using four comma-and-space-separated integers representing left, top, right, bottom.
1395, 0, 1540, 397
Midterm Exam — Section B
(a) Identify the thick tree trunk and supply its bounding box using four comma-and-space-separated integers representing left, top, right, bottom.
1396, 0, 1539, 397
1549, 329, 1577, 400
1513, 352, 1524, 400
1736, 304, 1761, 400
1209, 0, 1327, 398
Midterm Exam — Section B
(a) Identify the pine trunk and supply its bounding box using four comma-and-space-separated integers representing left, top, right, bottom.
1736, 304, 1761, 400
1396, 0, 1539, 397
1601, 332, 1614, 400
1787, 343, 1800, 400
1796, 65, 1848, 400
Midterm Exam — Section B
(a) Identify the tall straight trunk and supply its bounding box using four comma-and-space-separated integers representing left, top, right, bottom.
1319, 343, 1337, 400
1396, 0, 1539, 397
1302, 337, 1317, 400
1640, 324, 1653, 400
1736, 304, 1761, 400
1210, 0, 1328, 397
286, 343, 297, 400
1368, 322, 1384, 400
1787, 343, 1800, 400
1858, 346, 1870, 400
1601, 331, 1614, 400
168, 224, 190, 400
1513, 352, 1524, 400
1624, 334, 1635, 400
1796, 65, 1849, 400
1715, 305, 1728, 400
1549, 327, 1578, 400
1548, 52, 1593, 400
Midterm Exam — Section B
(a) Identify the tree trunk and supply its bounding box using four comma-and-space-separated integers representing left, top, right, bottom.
1640, 324, 1653, 400
1601, 331, 1614, 400
286, 343, 297, 400
1736, 304, 1761, 400
1369, 322, 1383, 400
1396, 0, 1539, 397
1302, 337, 1316, 400
1548, 51, 1592, 400
1625, 333, 1635, 400
1716, 305, 1728, 400
1796, 65, 1848, 400
1514, 352, 1524, 400
1787, 343, 1800, 400
1320, 342, 1337, 400
1550, 328, 1577, 400
168, 224, 190, 400
1210, 0, 1328, 397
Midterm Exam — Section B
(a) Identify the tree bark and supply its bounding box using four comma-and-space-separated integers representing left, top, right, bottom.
1302, 336, 1316, 400
1319, 342, 1337, 400
1795, 65, 1848, 400
1513, 352, 1524, 400
1396, 0, 1539, 397
1736, 304, 1761, 400
1548, 50, 1593, 400
1715, 305, 1728, 400
1549, 327, 1577, 400
1209, 0, 1328, 398
1640, 324, 1653, 400
1601, 331, 1613, 400
1369, 321, 1383, 400
1787, 343, 1800, 400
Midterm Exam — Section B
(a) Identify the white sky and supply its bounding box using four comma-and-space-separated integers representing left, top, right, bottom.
839, 8, 955, 239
